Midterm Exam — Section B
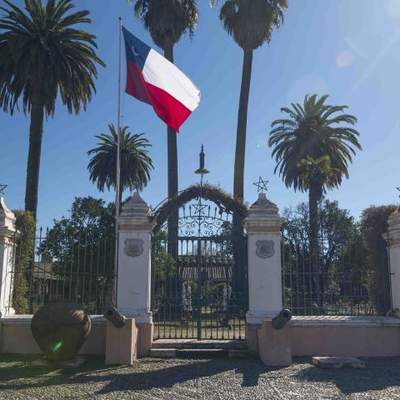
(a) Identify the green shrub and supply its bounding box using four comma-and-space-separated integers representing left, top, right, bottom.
13, 210, 35, 314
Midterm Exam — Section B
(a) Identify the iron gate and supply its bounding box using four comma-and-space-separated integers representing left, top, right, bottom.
152, 197, 248, 340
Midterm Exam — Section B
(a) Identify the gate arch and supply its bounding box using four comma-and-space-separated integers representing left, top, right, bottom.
151, 184, 249, 340
152, 183, 248, 233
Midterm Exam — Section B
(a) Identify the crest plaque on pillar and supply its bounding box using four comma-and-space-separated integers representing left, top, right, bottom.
256, 240, 275, 259
124, 238, 144, 258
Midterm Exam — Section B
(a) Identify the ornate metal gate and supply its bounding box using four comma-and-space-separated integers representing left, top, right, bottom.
152, 191, 248, 340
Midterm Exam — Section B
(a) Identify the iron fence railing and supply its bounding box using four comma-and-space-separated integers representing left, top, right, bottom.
11, 227, 388, 318
281, 243, 386, 316
11, 228, 116, 315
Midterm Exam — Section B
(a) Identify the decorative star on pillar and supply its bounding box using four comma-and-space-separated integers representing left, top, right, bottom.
253, 177, 269, 194
0, 184, 7, 196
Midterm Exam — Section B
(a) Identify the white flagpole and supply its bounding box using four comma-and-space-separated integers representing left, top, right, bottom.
114, 16, 123, 307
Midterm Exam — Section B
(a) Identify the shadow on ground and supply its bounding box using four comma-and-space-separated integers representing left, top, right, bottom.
1, 355, 400, 397
0, 355, 273, 395
294, 357, 400, 395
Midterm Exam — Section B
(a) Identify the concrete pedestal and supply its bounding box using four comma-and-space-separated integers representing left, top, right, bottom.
246, 324, 260, 356
258, 320, 292, 367
105, 319, 137, 365
136, 322, 153, 357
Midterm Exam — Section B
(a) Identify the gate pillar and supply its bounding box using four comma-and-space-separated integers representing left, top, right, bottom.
244, 193, 283, 354
117, 192, 155, 356
387, 209, 400, 313
0, 197, 16, 318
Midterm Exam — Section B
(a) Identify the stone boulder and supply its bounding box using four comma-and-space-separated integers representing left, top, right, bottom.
31, 303, 91, 361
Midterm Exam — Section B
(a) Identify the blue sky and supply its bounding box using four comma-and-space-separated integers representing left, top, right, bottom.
1, 0, 400, 229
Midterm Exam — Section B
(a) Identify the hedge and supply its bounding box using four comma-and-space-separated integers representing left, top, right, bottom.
12, 210, 35, 314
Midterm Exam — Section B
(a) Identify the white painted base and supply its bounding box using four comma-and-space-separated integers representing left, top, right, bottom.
118, 309, 152, 324
246, 310, 281, 325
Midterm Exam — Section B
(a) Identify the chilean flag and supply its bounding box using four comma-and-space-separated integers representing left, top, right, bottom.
122, 27, 201, 131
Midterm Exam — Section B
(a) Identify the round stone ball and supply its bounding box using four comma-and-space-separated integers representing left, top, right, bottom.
31, 303, 91, 361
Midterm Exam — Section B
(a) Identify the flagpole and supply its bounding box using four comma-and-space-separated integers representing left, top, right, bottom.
116, 16, 122, 218
114, 16, 122, 307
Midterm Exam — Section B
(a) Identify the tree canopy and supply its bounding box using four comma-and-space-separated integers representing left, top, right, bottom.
0, 0, 105, 218
269, 94, 361, 194
283, 200, 362, 269
87, 124, 153, 206
39, 197, 115, 263
217, 0, 287, 50
133, 0, 198, 50
0, 0, 105, 116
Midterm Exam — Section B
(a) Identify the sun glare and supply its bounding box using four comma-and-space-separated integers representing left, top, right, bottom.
385, 0, 400, 21
336, 50, 354, 68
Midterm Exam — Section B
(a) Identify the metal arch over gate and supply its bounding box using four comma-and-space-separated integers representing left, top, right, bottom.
151, 185, 248, 340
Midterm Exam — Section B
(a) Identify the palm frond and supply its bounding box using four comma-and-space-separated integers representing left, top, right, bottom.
87, 124, 154, 193
133, 0, 198, 49
268, 94, 362, 195
0, 0, 104, 115
218, 0, 287, 50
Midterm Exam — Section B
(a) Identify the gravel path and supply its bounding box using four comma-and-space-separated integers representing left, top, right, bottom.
1, 355, 400, 399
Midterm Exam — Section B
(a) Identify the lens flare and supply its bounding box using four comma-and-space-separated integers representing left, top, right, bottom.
336, 51, 354, 68
386, 0, 400, 21
52, 341, 63, 353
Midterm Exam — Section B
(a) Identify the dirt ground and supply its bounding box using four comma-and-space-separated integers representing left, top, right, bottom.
1, 355, 400, 399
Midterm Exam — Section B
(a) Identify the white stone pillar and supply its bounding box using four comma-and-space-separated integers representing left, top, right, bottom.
0, 197, 17, 317
244, 193, 284, 325
116, 192, 155, 356
387, 210, 400, 312
117, 192, 154, 321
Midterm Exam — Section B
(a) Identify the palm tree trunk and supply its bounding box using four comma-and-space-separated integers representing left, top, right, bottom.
233, 48, 253, 203
25, 91, 44, 221
309, 185, 321, 310
118, 184, 123, 212
232, 48, 253, 297
164, 44, 179, 258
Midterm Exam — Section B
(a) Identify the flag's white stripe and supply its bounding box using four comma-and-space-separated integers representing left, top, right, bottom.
142, 49, 201, 112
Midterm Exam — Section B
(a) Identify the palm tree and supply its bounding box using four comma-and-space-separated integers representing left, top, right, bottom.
87, 124, 153, 208
0, 0, 104, 220
133, 0, 198, 254
269, 94, 361, 305
213, 0, 287, 203
297, 155, 340, 302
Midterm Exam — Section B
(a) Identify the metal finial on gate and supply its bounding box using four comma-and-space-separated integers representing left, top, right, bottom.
195, 145, 209, 176
253, 177, 269, 194
0, 184, 7, 197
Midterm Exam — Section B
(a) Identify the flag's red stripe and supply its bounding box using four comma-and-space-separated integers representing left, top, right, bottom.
126, 60, 191, 132
145, 82, 191, 132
